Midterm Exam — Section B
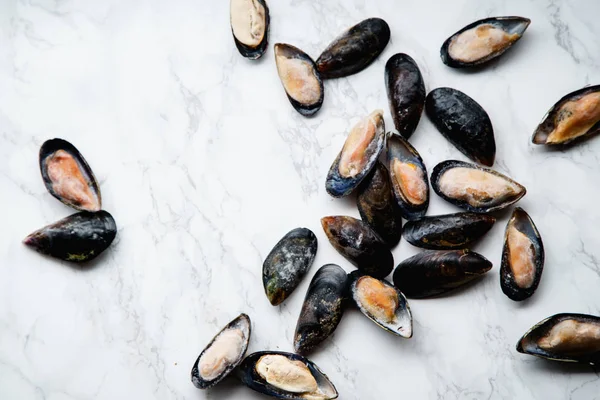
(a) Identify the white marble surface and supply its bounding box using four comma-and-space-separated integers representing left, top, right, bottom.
1, 0, 600, 399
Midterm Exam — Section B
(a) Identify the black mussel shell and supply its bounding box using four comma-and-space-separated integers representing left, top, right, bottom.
326, 110, 385, 197
393, 249, 492, 298
386, 133, 429, 220
39, 138, 102, 212
357, 162, 402, 247
385, 53, 426, 139
238, 351, 339, 399
316, 17, 390, 79
426, 87, 496, 166
321, 216, 393, 279
294, 264, 348, 354
274, 43, 324, 116
532, 85, 600, 146
403, 212, 496, 250
517, 313, 600, 365
431, 160, 526, 213
230, 0, 270, 59
262, 228, 318, 306
440, 16, 530, 68
500, 207, 544, 301
191, 314, 251, 389
23, 211, 117, 263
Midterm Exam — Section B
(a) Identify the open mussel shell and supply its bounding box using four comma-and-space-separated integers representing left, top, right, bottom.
500, 208, 544, 301
532, 85, 600, 146
517, 314, 600, 365
403, 212, 496, 250
385, 53, 425, 139
440, 17, 531, 68
238, 351, 338, 399
191, 313, 251, 389
357, 162, 402, 247
426, 87, 496, 166
326, 110, 385, 197
431, 160, 526, 213
321, 216, 393, 279
230, 0, 270, 59
23, 211, 117, 263
274, 43, 324, 116
387, 133, 429, 220
316, 17, 390, 79
262, 228, 318, 306
393, 250, 492, 298
349, 271, 412, 338
39, 138, 101, 212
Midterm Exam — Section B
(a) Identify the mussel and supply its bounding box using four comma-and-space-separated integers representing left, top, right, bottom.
356, 162, 402, 247
403, 212, 496, 250
262, 228, 318, 306
532, 85, 600, 146
426, 87, 496, 166
326, 110, 386, 197
23, 211, 117, 262
191, 313, 251, 389
517, 313, 600, 365
274, 43, 324, 116
431, 160, 526, 213
393, 250, 492, 298
349, 271, 412, 338
294, 264, 348, 354
500, 208, 544, 301
316, 17, 390, 79
387, 133, 429, 220
39, 138, 101, 212
321, 216, 393, 279
440, 17, 531, 68
238, 351, 338, 399
230, 0, 270, 59
385, 53, 426, 138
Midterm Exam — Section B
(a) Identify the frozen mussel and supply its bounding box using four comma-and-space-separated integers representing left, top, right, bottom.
517, 313, 600, 365
239, 351, 338, 399
500, 208, 544, 301
441, 17, 531, 68
262, 228, 318, 306
230, 0, 269, 59
191, 314, 251, 389
326, 110, 386, 197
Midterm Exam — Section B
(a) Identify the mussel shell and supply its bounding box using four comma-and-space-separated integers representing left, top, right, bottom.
238, 351, 339, 399
440, 17, 530, 68
39, 138, 102, 212
294, 264, 348, 354
431, 160, 526, 213
386, 133, 429, 220
23, 210, 117, 263
230, 0, 270, 59
349, 271, 412, 338
356, 162, 402, 247
385, 53, 426, 138
316, 17, 390, 79
326, 110, 386, 198
403, 212, 496, 250
191, 314, 251, 389
500, 208, 544, 301
393, 250, 492, 298
274, 43, 324, 116
426, 87, 496, 166
262, 228, 318, 306
517, 313, 600, 364
321, 216, 393, 279
532, 85, 600, 146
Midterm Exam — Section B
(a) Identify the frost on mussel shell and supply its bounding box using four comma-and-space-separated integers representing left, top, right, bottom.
230, 0, 270, 59
191, 314, 251, 389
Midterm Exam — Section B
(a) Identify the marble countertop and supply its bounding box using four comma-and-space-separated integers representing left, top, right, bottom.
1, 0, 600, 399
